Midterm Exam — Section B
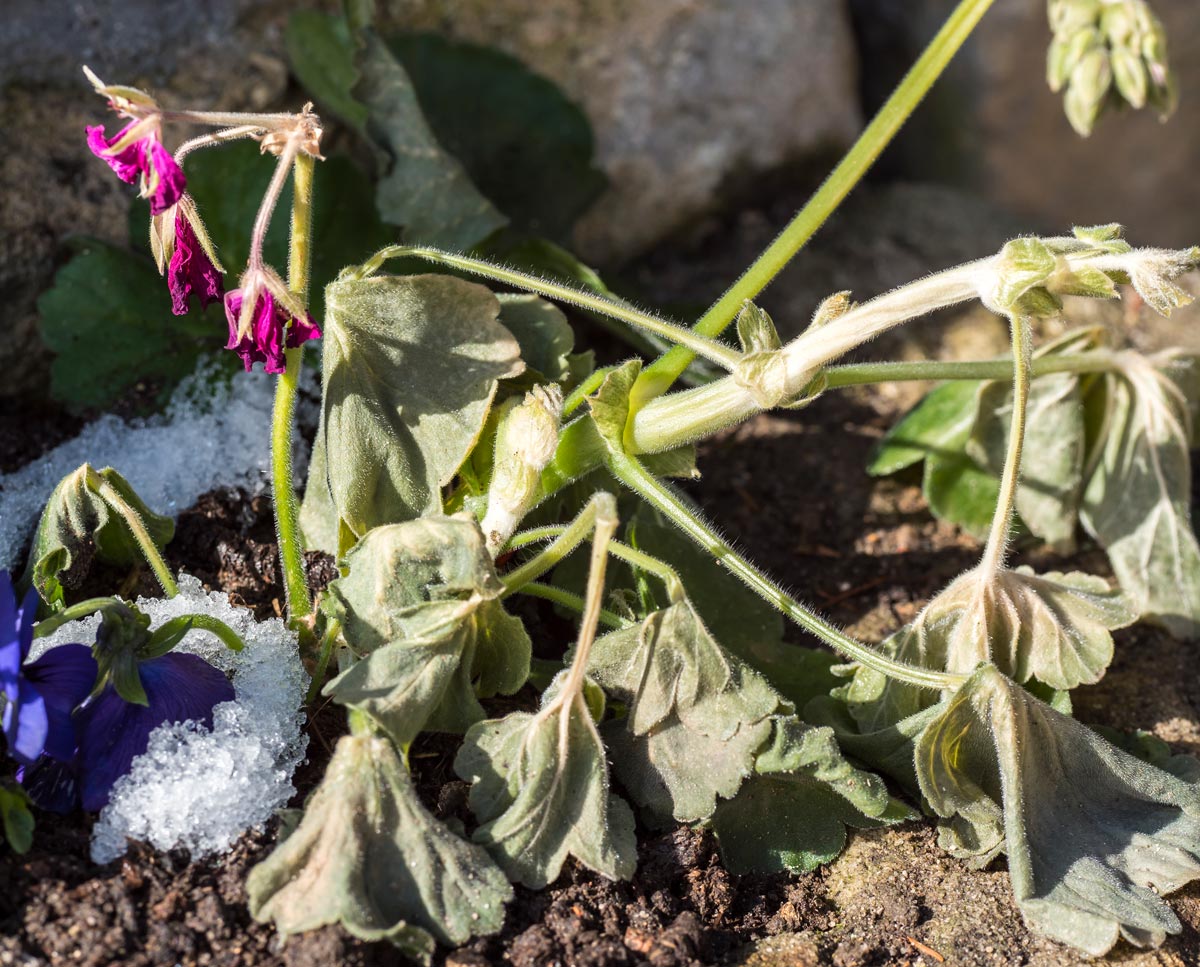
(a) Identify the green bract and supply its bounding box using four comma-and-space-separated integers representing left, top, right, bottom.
247, 730, 511, 959
917, 664, 1200, 954
323, 516, 530, 744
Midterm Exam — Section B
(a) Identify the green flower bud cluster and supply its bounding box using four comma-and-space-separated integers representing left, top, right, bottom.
1046, 0, 1177, 136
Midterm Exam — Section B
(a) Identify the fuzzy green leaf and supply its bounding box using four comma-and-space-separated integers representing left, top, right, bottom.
23, 465, 174, 608
455, 691, 637, 888
711, 716, 904, 874
1081, 351, 1200, 635
868, 380, 982, 477
496, 293, 575, 383
917, 664, 1200, 955
320, 273, 523, 537
248, 732, 510, 956
584, 599, 783, 822
588, 358, 641, 454
324, 517, 530, 743
354, 30, 506, 250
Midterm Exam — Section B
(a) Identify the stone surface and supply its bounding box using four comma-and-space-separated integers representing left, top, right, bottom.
390, 0, 863, 263
852, 0, 1200, 249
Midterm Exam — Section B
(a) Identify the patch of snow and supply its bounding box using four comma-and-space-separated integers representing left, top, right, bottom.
33, 574, 308, 863
0, 355, 318, 572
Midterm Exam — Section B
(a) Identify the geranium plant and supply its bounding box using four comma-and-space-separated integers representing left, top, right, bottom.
8, 0, 1200, 959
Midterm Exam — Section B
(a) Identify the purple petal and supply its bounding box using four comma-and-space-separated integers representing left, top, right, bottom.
25, 644, 97, 762
77, 652, 234, 811
3, 679, 48, 765
86, 122, 142, 184
168, 213, 224, 316
18, 756, 81, 815
286, 311, 322, 350
143, 139, 186, 216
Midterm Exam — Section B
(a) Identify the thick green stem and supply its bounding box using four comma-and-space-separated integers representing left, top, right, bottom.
272, 152, 315, 624
500, 494, 615, 596
94, 479, 178, 597
33, 597, 120, 638
515, 583, 629, 631
507, 527, 684, 602
346, 246, 743, 371
632, 0, 997, 405
824, 350, 1116, 388
608, 451, 963, 690
979, 316, 1033, 575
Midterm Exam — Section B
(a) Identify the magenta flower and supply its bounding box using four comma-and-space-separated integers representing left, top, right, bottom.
169, 209, 224, 315
224, 287, 321, 374
87, 120, 185, 216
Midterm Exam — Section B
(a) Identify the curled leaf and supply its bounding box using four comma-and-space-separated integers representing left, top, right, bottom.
324, 517, 530, 744
917, 664, 1200, 955
455, 684, 636, 888
248, 731, 511, 956
584, 599, 783, 823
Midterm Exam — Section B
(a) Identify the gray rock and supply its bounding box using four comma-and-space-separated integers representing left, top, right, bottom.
851, 0, 1200, 249
391, 0, 863, 263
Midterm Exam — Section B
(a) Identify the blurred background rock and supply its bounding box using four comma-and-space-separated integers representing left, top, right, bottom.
2, 0, 1197, 402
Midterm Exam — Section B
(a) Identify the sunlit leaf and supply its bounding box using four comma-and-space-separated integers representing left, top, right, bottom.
455, 681, 636, 888
917, 664, 1200, 955
320, 273, 523, 537
584, 599, 782, 822
495, 293, 575, 384
248, 731, 510, 956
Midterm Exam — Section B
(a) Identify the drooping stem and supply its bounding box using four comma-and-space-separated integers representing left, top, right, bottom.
607, 451, 964, 690
500, 494, 615, 595
149, 614, 247, 653
631, 0, 998, 404
93, 478, 178, 597
558, 497, 619, 704
979, 315, 1033, 575
249, 143, 298, 270
33, 598, 121, 638
515, 582, 630, 631
345, 246, 743, 371
272, 152, 316, 624
173, 125, 264, 164
507, 527, 684, 602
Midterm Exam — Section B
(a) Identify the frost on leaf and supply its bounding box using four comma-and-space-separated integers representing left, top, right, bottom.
711, 716, 907, 874
454, 680, 636, 889
247, 731, 511, 958
583, 599, 783, 823
842, 565, 1130, 733
1081, 350, 1200, 635
318, 273, 523, 538
916, 664, 1200, 955
324, 516, 530, 745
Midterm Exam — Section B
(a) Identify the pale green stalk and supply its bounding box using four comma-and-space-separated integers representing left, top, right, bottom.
823, 351, 1117, 388
516, 583, 630, 631
631, 0, 999, 405
33, 598, 119, 638
500, 494, 615, 595
94, 478, 178, 597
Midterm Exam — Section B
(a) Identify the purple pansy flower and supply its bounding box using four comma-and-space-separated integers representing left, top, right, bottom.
169, 209, 224, 316
75, 650, 234, 811
0, 572, 96, 768
87, 120, 185, 216
224, 287, 321, 374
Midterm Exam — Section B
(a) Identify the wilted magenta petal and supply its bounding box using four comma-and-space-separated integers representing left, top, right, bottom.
18, 756, 81, 815
224, 288, 321, 374
143, 139, 185, 215
77, 651, 233, 811
86, 122, 142, 184
169, 212, 224, 316
24, 644, 97, 762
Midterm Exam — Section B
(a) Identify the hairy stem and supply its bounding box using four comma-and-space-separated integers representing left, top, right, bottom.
94, 479, 178, 597
515, 582, 630, 631
559, 499, 619, 704
500, 494, 615, 596
823, 350, 1117, 388
979, 315, 1033, 575
346, 246, 743, 371
306, 618, 342, 705
33, 598, 120, 638
608, 451, 963, 690
630, 0, 998, 404
272, 152, 316, 624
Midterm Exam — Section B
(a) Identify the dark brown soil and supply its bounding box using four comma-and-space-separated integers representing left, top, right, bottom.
2, 391, 1199, 967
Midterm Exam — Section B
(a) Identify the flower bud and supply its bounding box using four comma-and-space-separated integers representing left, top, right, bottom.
480, 385, 564, 554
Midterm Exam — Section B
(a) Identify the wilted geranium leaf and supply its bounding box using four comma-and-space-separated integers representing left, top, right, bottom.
24, 465, 174, 608
455, 676, 637, 888
583, 599, 782, 823
247, 730, 511, 956
711, 716, 908, 874
319, 273, 523, 537
324, 516, 530, 745
1081, 350, 1200, 635
917, 663, 1200, 955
